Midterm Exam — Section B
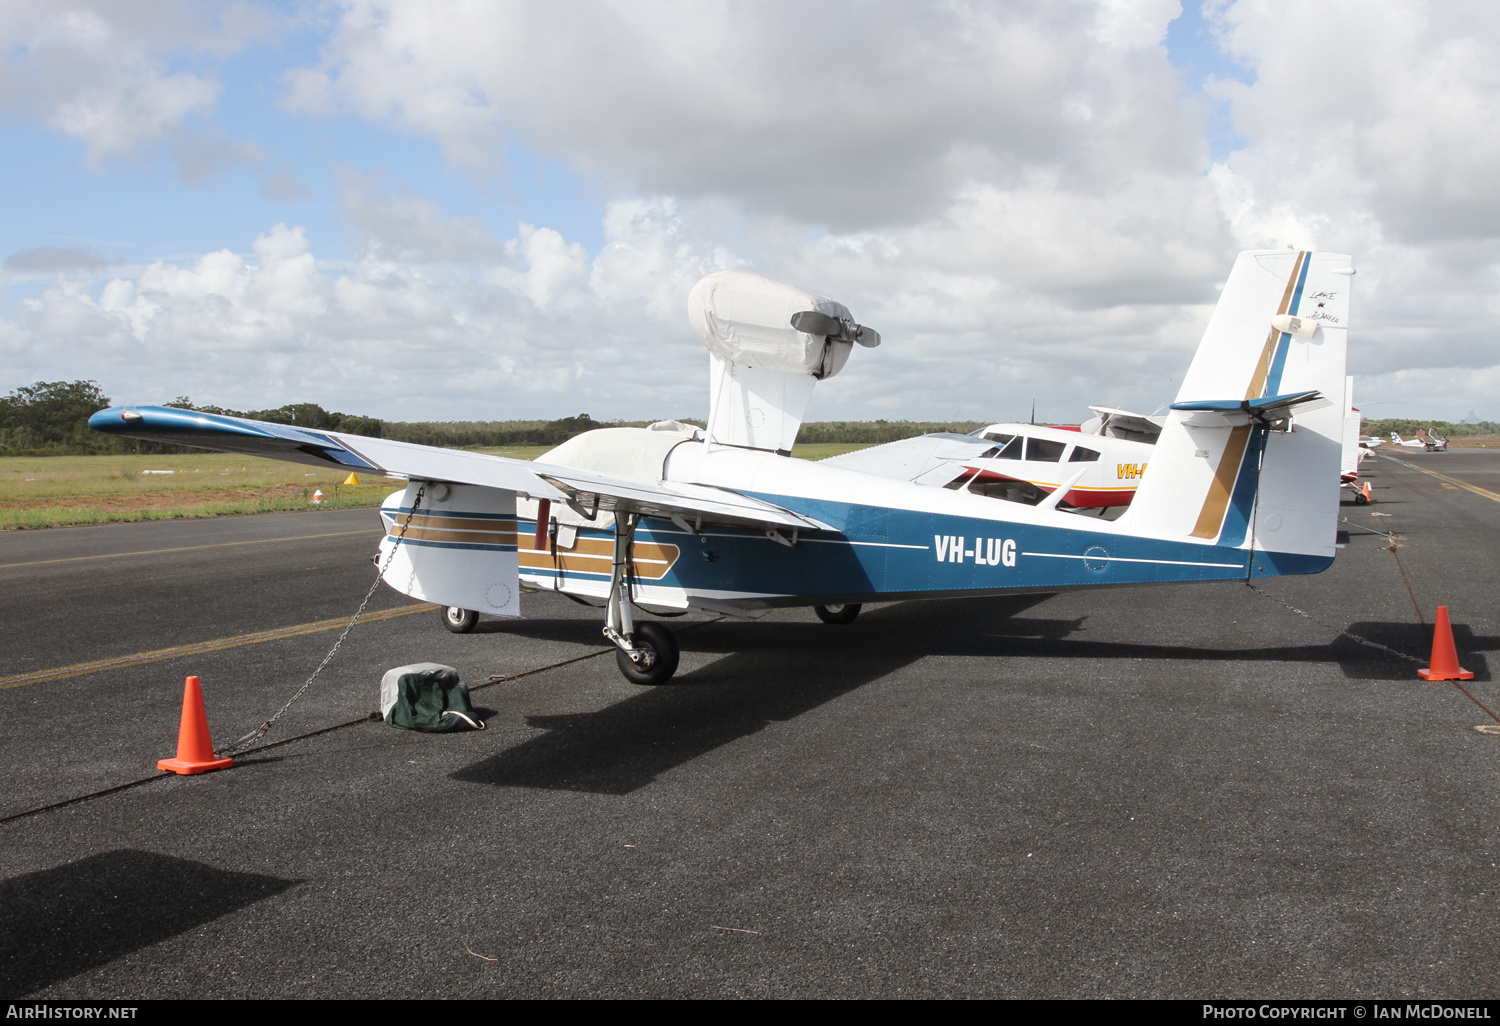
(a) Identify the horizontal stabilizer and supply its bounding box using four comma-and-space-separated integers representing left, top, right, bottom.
1170, 390, 1331, 426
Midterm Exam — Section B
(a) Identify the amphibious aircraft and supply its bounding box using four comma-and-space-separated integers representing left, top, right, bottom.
91, 250, 1353, 686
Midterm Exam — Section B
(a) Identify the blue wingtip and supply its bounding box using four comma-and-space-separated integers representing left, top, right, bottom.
86, 405, 379, 469
88, 405, 283, 439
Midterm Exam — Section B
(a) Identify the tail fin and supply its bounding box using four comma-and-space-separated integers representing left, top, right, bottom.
1126, 250, 1352, 574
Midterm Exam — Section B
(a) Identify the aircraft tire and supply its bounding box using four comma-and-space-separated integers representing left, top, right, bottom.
1354, 492, 1369, 505
441, 606, 479, 633
616, 622, 680, 685
814, 603, 862, 624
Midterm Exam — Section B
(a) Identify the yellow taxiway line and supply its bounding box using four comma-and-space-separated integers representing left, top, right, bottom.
1396, 461, 1500, 504
0, 528, 381, 570
0, 603, 436, 690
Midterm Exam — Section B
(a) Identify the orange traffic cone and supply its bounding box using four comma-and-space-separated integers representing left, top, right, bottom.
1360, 481, 1373, 504
1418, 606, 1474, 681
158, 676, 234, 775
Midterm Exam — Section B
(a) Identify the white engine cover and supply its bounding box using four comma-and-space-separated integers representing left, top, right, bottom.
689, 268, 857, 454
688, 269, 853, 377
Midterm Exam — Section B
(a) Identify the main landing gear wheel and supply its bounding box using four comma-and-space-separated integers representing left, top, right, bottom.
441, 606, 479, 633
616, 621, 680, 686
1354, 491, 1370, 505
814, 603, 862, 624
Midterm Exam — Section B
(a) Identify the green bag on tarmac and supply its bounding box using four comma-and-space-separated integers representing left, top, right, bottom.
380, 662, 485, 732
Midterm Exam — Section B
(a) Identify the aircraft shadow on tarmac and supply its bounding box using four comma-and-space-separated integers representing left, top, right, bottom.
0, 849, 296, 996
451, 595, 1494, 796
452, 594, 1050, 795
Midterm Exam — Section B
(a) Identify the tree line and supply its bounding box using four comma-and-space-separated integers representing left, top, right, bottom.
1361, 418, 1500, 438
7, 379, 1487, 458
0, 380, 997, 456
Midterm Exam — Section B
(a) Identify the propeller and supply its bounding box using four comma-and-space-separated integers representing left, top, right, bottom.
791, 310, 881, 348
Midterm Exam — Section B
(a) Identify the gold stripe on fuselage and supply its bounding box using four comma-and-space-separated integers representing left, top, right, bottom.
386, 514, 518, 548
517, 534, 680, 581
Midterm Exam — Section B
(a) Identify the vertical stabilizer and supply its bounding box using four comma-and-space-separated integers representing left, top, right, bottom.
1126, 251, 1353, 572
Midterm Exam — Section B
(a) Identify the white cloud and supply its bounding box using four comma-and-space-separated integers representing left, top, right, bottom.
286, 1, 1212, 231
0, 1, 270, 163
1092, 0, 1182, 49
1206, 0, 1500, 411
6, 0, 1500, 423
335, 166, 501, 262
2, 201, 1225, 426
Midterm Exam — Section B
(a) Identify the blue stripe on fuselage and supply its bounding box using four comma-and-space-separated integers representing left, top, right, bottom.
522, 494, 1302, 603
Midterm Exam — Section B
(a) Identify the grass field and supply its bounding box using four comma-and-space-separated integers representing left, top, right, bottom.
1, 441, 878, 530
0, 454, 401, 530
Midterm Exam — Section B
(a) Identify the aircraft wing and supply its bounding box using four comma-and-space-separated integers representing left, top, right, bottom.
88, 405, 831, 532
820, 433, 990, 485
528, 465, 830, 531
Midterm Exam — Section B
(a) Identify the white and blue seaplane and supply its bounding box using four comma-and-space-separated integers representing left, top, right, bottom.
91, 250, 1353, 685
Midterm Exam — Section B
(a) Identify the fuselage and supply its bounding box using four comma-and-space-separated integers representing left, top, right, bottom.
490, 435, 1326, 617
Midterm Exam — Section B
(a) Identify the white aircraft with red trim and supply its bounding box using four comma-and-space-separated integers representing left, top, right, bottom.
1390, 429, 1448, 452
818, 418, 1157, 511
91, 251, 1354, 686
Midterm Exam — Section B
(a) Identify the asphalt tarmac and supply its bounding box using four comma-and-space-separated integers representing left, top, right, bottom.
1, 450, 1497, 999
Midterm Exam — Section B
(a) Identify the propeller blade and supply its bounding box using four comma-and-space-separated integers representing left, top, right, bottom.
790, 310, 841, 337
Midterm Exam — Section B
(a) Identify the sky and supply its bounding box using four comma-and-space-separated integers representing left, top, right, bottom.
2, 0, 1498, 425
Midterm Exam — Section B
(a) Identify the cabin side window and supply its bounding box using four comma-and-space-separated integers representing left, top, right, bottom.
993, 435, 1025, 460
982, 431, 1014, 445
1026, 437, 1066, 462
1068, 445, 1101, 463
